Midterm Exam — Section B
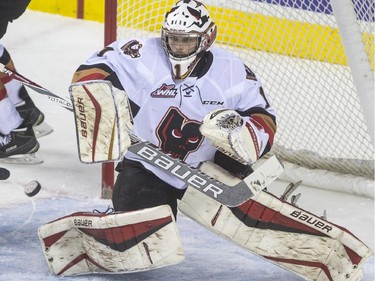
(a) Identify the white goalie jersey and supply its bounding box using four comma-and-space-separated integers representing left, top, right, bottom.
72, 37, 276, 189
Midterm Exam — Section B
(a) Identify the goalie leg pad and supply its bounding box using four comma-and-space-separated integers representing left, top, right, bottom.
179, 162, 372, 281
69, 81, 133, 163
38, 205, 185, 276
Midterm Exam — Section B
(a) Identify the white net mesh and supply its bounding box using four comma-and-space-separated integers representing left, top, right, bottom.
115, 0, 374, 179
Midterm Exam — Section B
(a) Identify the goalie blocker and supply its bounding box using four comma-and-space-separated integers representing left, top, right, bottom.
69, 81, 133, 163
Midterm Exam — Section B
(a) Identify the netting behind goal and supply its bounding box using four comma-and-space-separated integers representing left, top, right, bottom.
104, 0, 374, 196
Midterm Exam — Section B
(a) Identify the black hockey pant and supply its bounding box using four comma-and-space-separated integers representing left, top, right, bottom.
112, 158, 186, 219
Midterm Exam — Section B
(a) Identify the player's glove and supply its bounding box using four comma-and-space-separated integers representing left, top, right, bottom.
200, 109, 260, 164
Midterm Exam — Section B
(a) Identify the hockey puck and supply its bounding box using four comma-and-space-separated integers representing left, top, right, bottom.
24, 180, 41, 197
0, 167, 10, 180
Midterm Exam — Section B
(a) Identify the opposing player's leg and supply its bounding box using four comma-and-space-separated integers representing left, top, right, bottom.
15, 85, 53, 137
0, 126, 39, 158
16, 86, 44, 125
0, 79, 41, 163
0, 45, 52, 137
6, 81, 52, 137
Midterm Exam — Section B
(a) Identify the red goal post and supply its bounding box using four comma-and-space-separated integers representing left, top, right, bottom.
102, 0, 374, 199
101, 0, 117, 199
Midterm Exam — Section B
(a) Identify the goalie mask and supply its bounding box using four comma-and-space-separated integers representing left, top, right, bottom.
161, 0, 217, 80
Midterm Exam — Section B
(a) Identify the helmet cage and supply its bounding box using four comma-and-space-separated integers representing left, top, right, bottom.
161, 22, 216, 80
161, 30, 203, 61
161, 0, 217, 80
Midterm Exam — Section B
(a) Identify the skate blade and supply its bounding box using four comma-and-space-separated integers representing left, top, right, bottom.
0, 152, 44, 164
280, 180, 302, 201
34, 122, 54, 138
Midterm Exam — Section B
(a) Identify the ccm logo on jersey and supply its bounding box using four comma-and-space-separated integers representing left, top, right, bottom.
202, 100, 224, 105
136, 146, 224, 198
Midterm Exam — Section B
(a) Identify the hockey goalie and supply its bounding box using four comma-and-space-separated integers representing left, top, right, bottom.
41, 83, 372, 279
38, 0, 372, 279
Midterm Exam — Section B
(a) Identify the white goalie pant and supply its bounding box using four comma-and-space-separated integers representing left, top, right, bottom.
38, 205, 185, 276
179, 162, 372, 281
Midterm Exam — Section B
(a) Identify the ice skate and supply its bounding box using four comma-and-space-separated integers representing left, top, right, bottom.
15, 86, 53, 137
0, 126, 43, 164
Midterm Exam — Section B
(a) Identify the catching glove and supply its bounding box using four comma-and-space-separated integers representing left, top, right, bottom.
200, 109, 261, 164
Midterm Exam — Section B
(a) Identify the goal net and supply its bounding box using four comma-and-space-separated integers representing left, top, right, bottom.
103, 0, 374, 197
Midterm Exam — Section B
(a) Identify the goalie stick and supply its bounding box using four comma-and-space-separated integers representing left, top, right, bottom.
12, 77, 284, 206
127, 133, 284, 207
69, 81, 284, 206
0, 63, 73, 112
